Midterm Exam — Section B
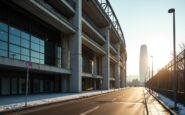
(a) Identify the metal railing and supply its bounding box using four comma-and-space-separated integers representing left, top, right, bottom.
82, 33, 104, 49
97, 0, 125, 45
82, 13, 106, 38
65, 0, 76, 9
35, 0, 74, 27
146, 49, 185, 104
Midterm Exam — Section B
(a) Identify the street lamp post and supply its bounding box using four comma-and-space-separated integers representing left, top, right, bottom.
151, 56, 153, 93
168, 8, 177, 108
25, 61, 32, 107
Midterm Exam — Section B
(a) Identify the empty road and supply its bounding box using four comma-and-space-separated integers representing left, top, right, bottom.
5, 87, 147, 115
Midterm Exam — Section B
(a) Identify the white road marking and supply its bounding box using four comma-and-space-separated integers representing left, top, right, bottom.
112, 101, 143, 104
111, 98, 117, 102
80, 106, 99, 115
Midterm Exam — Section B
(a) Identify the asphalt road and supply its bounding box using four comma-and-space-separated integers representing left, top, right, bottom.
5, 87, 147, 115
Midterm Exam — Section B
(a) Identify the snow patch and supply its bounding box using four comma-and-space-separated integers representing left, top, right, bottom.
153, 91, 185, 115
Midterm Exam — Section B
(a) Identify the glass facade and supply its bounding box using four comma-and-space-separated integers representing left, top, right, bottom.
0, 22, 45, 64
82, 45, 102, 75
0, 2, 62, 67
0, 74, 58, 95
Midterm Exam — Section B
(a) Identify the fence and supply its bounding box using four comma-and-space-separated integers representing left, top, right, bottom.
146, 49, 185, 104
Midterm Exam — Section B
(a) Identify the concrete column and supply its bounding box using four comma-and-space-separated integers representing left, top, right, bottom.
124, 62, 127, 87
115, 43, 120, 88
121, 54, 126, 88
69, 0, 82, 93
102, 26, 110, 90
120, 53, 124, 88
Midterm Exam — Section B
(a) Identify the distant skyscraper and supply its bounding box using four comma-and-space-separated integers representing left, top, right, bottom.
139, 45, 148, 84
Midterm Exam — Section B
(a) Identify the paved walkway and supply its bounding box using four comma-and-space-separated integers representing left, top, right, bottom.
144, 89, 171, 115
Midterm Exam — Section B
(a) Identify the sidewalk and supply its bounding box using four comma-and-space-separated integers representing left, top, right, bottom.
146, 93, 170, 115
0, 89, 122, 113
144, 89, 171, 115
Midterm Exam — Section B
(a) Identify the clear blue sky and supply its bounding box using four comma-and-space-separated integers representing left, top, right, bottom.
109, 0, 185, 80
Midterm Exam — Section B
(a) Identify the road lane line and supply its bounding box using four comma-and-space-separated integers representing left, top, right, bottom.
80, 106, 99, 115
111, 98, 117, 102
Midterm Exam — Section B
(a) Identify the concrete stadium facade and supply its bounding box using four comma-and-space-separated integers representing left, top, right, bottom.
0, 0, 127, 96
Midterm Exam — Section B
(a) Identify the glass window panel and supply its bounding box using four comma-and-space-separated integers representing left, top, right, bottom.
12, 78, 18, 94
21, 32, 29, 40
31, 57, 39, 63
0, 41, 8, 50
0, 22, 8, 32
21, 48, 29, 56
31, 36, 40, 44
21, 39, 30, 48
40, 53, 44, 60
9, 52, 20, 59
40, 46, 44, 53
10, 34, 20, 45
40, 40, 44, 46
0, 50, 8, 57
9, 44, 20, 54
0, 31, 8, 42
40, 59, 44, 64
31, 42, 39, 51
31, 50, 39, 58
19, 78, 25, 94
10, 26, 20, 36
21, 55, 29, 61
1, 77, 10, 95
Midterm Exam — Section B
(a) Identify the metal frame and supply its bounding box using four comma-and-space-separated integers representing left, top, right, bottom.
97, 0, 125, 45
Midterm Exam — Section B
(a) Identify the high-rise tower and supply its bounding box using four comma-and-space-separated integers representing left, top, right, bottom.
139, 45, 148, 84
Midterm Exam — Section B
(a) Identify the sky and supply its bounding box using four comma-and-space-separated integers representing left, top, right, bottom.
109, 0, 185, 81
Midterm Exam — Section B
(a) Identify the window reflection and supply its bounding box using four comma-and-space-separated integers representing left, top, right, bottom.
31, 57, 39, 63
0, 41, 8, 50
21, 32, 29, 40
21, 39, 29, 48
21, 55, 29, 61
0, 22, 46, 64
31, 36, 40, 44
0, 50, 8, 57
40, 46, 44, 53
0, 22, 8, 31
10, 27, 20, 37
31, 42, 39, 51
31, 50, 39, 58
0, 31, 8, 42
10, 34, 21, 45
21, 48, 29, 56
9, 44, 20, 54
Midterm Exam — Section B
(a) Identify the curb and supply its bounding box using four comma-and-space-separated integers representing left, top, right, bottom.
0, 88, 125, 114
143, 89, 149, 115
146, 88, 177, 115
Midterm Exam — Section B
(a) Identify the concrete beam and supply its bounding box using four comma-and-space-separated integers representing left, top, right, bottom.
0, 57, 71, 74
